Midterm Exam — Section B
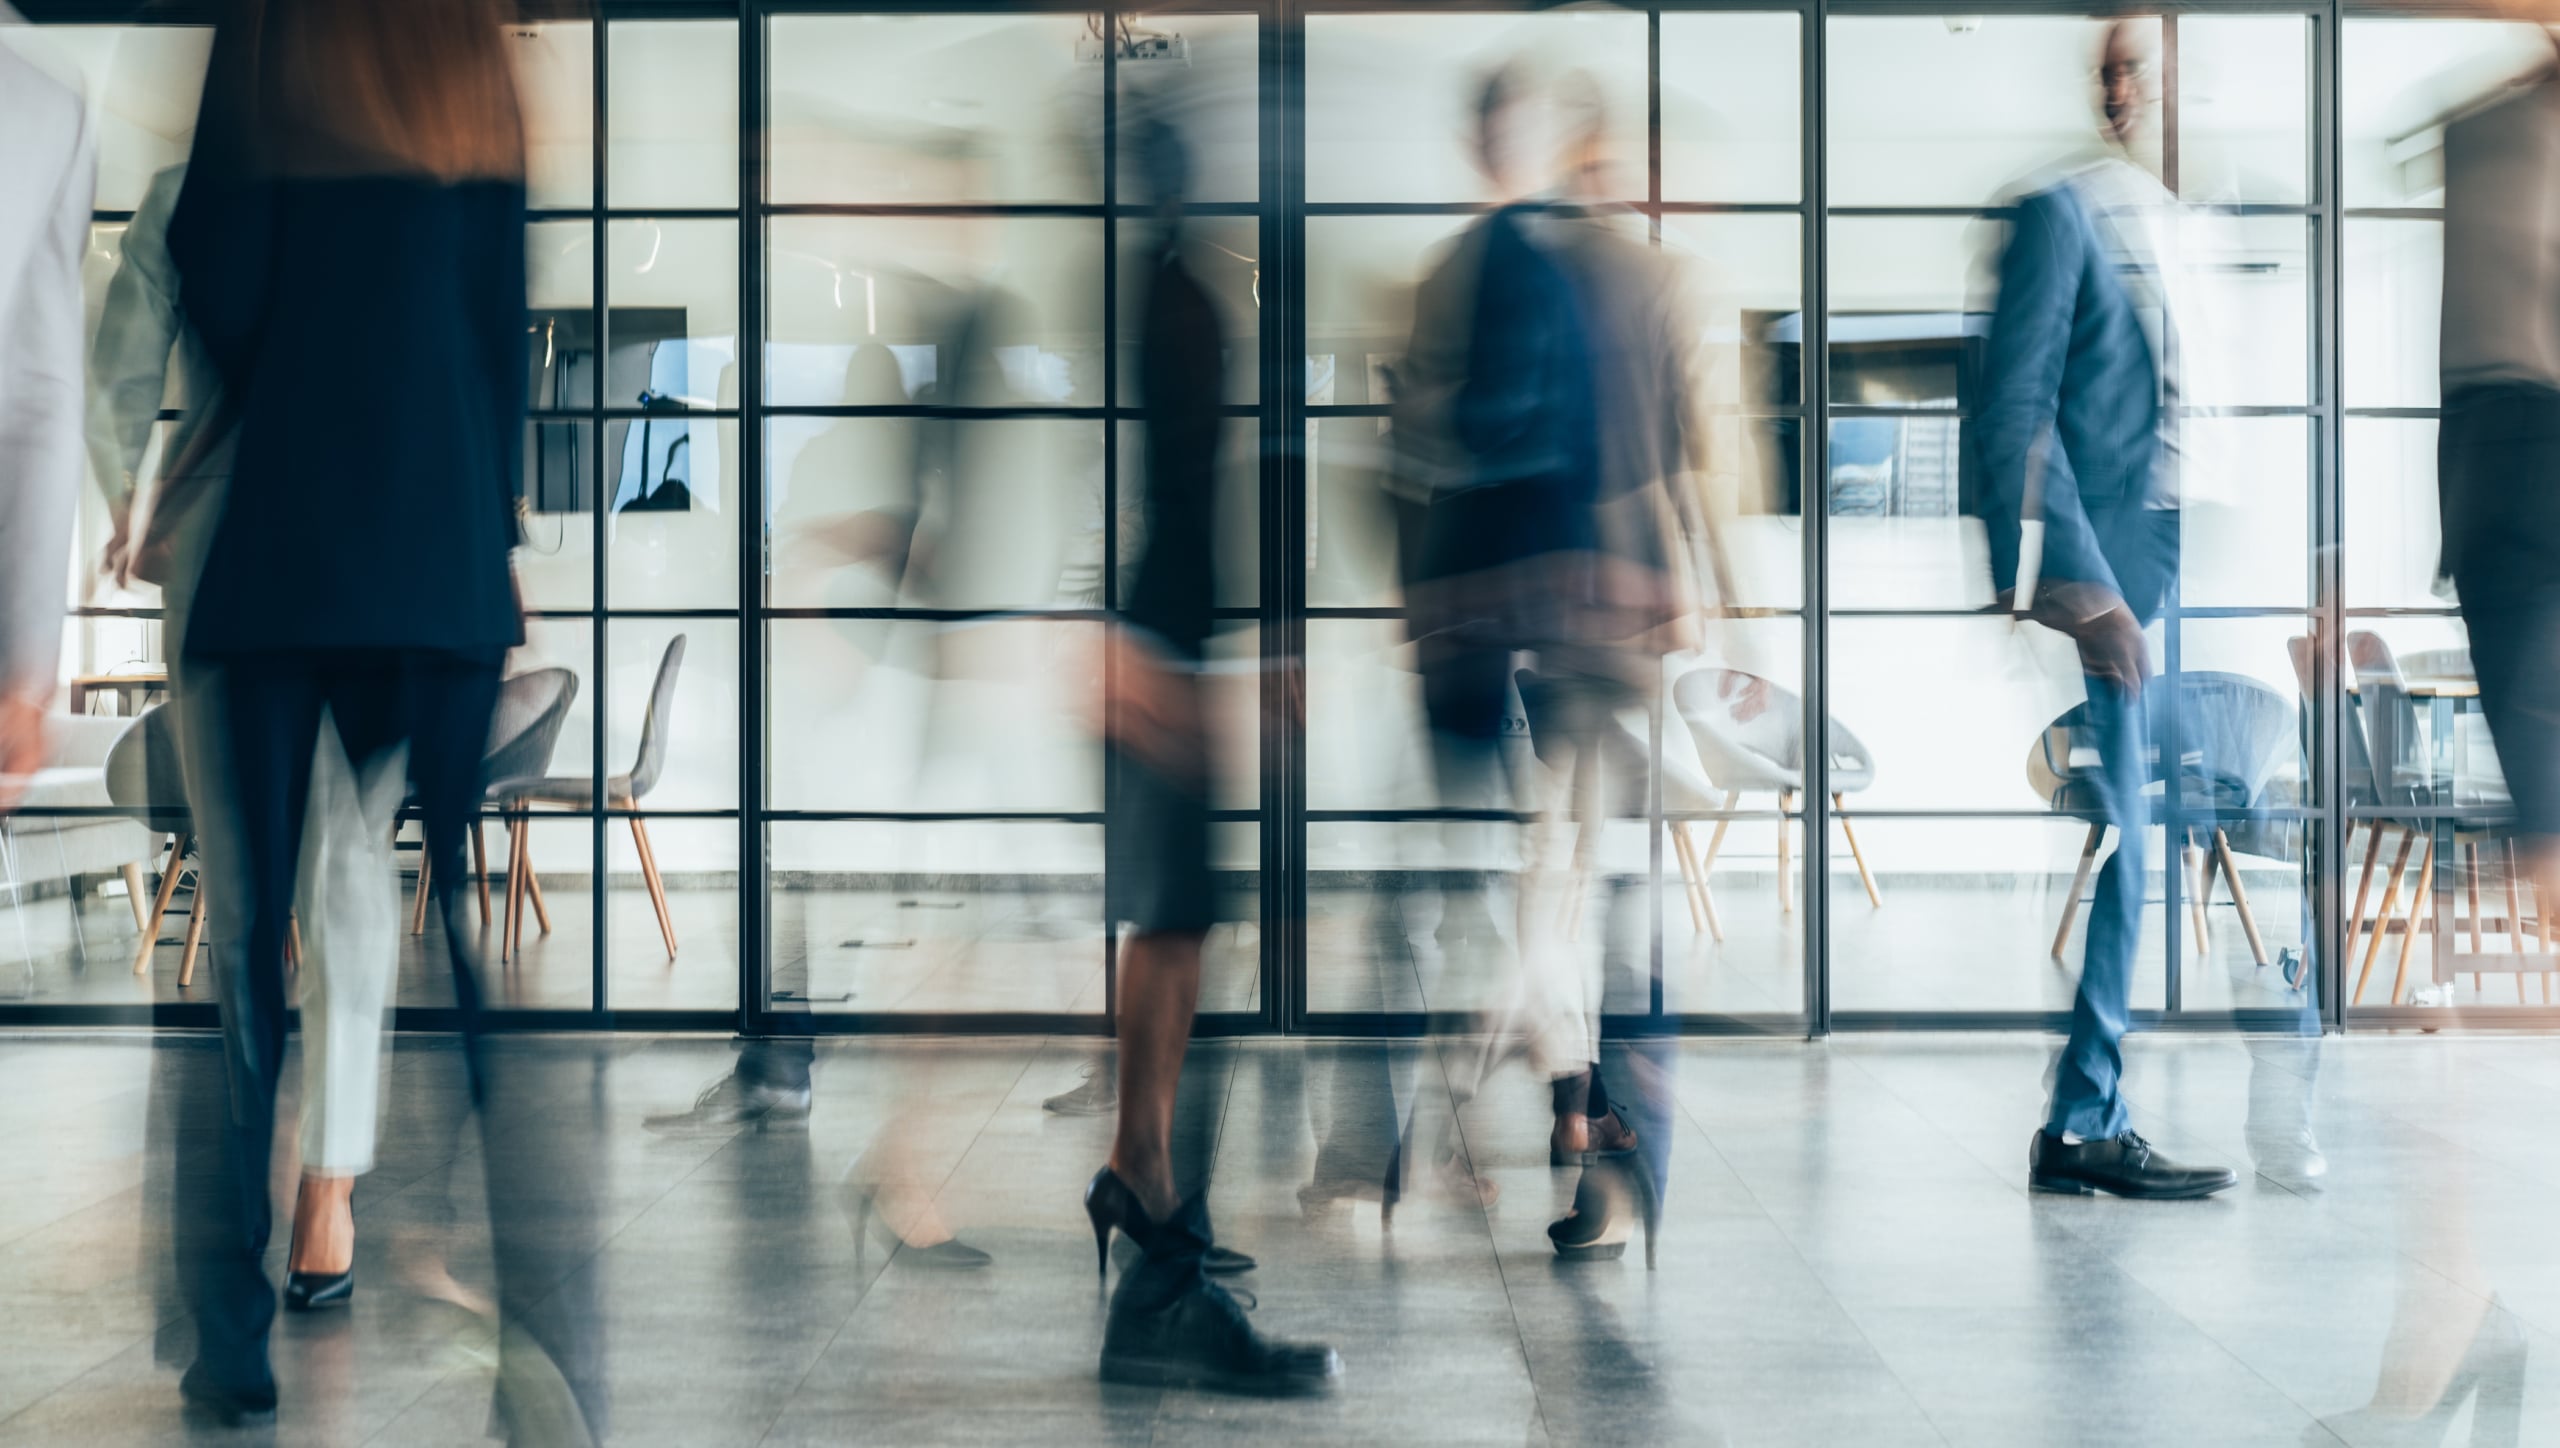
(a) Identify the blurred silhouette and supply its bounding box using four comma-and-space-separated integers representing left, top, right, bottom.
1084, 106, 1337, 1395
1981, 20, 2235, 1201
0, 37, 92, 814
162, 0, 595, 1434
2439, 28, 2560, 970
89, 156, 411, 1323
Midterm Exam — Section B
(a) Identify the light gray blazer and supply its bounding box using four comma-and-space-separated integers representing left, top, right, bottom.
0, 38, 95, 694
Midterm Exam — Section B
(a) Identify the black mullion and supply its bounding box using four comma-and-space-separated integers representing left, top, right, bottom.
2316, 1, 2348, 1029
1649, 5, 1666, 1021
1803, 0, 1829, 1035
1102, 2, 1121, 1033
2161, 9, 2188, 1015
591, 17, 612, 1016
1266, 0, 1306, 1032
739, 0, 767, 1038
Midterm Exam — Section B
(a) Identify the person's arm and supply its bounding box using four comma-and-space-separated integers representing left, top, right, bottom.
1978, 189, 2119, 607
85, 168, 188, 576
0, 94, 97, 809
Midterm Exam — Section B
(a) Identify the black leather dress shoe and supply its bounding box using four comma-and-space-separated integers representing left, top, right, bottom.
180, 1361, 278, 1425
284, 1268, 354, 1311
1100, 1273, 1340, 1395
2030, 1130, 2238, 1200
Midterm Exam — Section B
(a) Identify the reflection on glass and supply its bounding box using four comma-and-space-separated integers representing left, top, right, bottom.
768, 822, 1106, 1013
1120, 14, 1258, 205
1306, 11, 1644, 204
1660, 12, 1802, 203
765, 215, 1103, 408
768, 15, 1099, 205
767, 618, 1102, 813
605, 21, 738, 210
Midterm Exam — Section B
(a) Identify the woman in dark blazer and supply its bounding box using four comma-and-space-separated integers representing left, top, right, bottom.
163, 1, 600, 1431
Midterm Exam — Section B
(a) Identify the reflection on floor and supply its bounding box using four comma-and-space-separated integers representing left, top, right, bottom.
1, 1030, 2555, 1444
0, 867, 2508, 1019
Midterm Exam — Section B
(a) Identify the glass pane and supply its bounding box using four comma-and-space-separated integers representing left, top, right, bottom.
768, 15, 1100, 206
1824, 417, 1979, 610
517, 420, 595, 612
2175, 619, 2318, 1013
1830, 819, 2166, 1012
2178, 213, 2308, 410
1665, 619, 1805, 1016
2345, 416, 2444, 610
1305, 10, 1646, 205
1306, 213, 1471, 409
610, 418, 737, 610
2174, 15, 2307, 205
511, 21, 593, 211
1307, 618, 1436, 813
767, 821, 1106, 1015
1118, 419, 1258, 615
503, 616, 598, 797
1, 26, 210, 211
604, 619, 735, 813
606, 218, 738, 408
767, 416, 1102, 613
404, 814, 594, 1010
1825, 215, 1987, 404
605, 20, 738, 210
767, 617, 1101, 813
1305, 416, 1401, 612
765, 215, 1103, 409
1829, 16, 2156, 209
2346, 218, 2441, 411
2181, 416, 2310, 609
1118, 221, 1261, 408
1120, 13, 1258, 205
608, 816, 735, 1010
1828, 615, 2094, 813
1660, 11, 1802, 204
2344, 20, 2552, 209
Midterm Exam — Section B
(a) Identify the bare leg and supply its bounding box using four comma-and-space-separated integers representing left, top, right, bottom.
288, 1174, 355, 1276
1109, 930, 1206, 1224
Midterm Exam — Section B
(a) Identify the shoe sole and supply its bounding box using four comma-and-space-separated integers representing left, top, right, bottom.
1099, 1354, 1340, 1396
1551, 1240, 1629, 1261
2030, 1172, 2239, 1200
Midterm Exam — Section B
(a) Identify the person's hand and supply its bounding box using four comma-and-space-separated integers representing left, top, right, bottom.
1719, 670, 1771, 723
0, 687, 48, 816
97, 500, 137, 591
1072, 626, 1205, 784
2052, 597, 2149, 696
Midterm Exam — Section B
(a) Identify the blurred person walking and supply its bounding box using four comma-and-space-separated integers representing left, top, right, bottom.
89, 158, 409, 1320
1984, 20, 2234, 1200
1079, 109, 1338, 1395
0, 28, 93, 815
166, 1, 604, 1434
2439, 24, 2560, 989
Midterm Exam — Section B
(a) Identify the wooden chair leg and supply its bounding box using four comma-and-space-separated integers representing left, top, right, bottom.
2345, 821, 2384, 966
178, 894, 207, 988
1835, 795, 1883, 908
119, 861, 148, 932
522, 838, 553, 935
2508, 840, 2530, 956
131, 835, 186, 976
504, 816, 527, 961
631, 816, 677, 958
2187, 842, 2212, 955
1776, 791, 1795, 915
1670, 823, 1707, 933
2355, 829, 2419, 1004
472, 819, 491, 924
2213, 829, 2269, 968
2466, 842, 2485, 957
1677, 822, 1724, 943
2053, 823, 2104, 960
2389, 835, 2438, 1006
410, 846, 433, 937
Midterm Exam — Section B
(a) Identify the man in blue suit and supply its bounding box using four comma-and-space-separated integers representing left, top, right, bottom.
1983, 21, 2237, 1199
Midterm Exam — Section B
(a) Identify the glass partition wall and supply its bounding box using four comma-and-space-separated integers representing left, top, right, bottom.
4, 0, 2553, 1034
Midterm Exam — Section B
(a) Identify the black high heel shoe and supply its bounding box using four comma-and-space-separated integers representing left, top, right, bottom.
1546, 1155, 1659, 1269
1086, 1167, 1256, 1275
283, 1196, 356, 1312
851, 1187, 992, 1270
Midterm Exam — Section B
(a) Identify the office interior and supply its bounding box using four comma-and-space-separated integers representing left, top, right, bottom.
0, 1, 2537, 1040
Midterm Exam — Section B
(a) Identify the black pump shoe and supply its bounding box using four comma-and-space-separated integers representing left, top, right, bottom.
1547, 1155, 1659, 1268
283, 1268, 354, 1312
1086, 1167, 1255, 1275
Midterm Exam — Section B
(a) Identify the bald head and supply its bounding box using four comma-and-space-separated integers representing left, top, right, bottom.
2096, 18, 2161, 161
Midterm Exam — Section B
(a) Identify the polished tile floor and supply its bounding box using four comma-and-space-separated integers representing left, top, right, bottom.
0, 1029, 2549, 1444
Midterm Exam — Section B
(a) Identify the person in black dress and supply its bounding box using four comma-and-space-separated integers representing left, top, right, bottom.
1080, 110, 1340, 1395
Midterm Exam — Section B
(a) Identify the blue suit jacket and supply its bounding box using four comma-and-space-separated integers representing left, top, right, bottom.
1978, 181, 2166, 614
